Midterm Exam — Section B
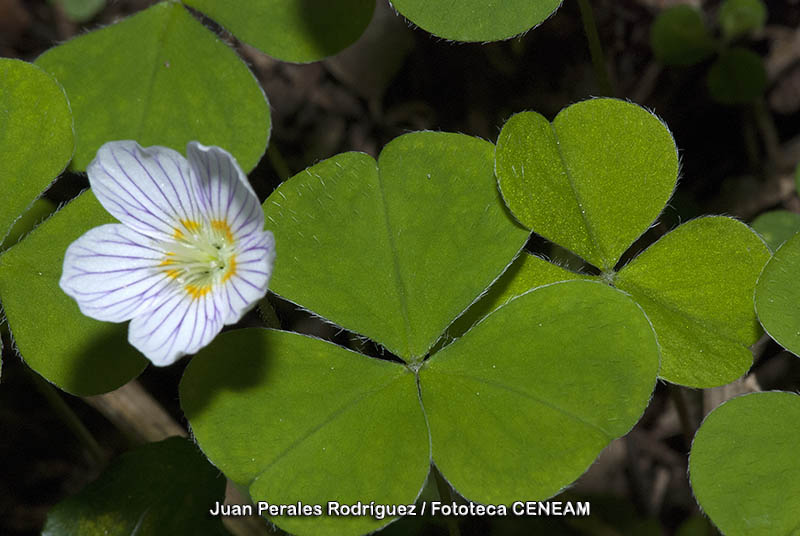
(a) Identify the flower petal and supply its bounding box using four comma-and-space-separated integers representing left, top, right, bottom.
186, 142, 263, 242
128, 291, 224, 366
87, 141, 206, 240
59, 224, 173, 322
218, 230, 276, 324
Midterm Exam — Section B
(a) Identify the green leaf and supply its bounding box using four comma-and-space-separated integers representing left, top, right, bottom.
718, 0, 767, 41
263, 132, 529, 361
707, 47, 767, 105
50, 0, 106, 22
495, 98, 679, 271
755, 231, 800, 356
180, 329, 429, 536
0, 191, 147, 396
390, 0, 562, 42
443, 252, 588, 341
750, 210, 800, 251
420, 280, 659, 503
35, 2, 269, 172
0, 59, 73, 244
43, 437, 229, 536
183, 0, 374, 63
616, 216, 770, 387
0, 198, 56, 252
689, 391, 800, 536
650, 5, 717, 66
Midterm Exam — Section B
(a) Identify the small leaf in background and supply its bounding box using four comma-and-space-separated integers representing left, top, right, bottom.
263, 132, 529, 361
42, 436, 229, 536
495, 98, 678, 272
0, 191, 147, 396
650, 5, 717, 66
181, 329, 429, 536
689, 391, 800, 536
718, 0, 767, 41
390, 0, 563, 42
755, 231, 800, 356
707, 47, 767, 105
750, 210, 800, 251
421, 280, 659, 503
49, 0, 106, 23
35, 2, 270, 172
324, 1, 415, 101
615, 216, 770, 388
182, 0, 374, 63
0, 59, 73, 244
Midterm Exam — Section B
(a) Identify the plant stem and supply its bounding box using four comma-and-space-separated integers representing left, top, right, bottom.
752, 97, 780, 164
576, 0, 615, 97
432, 465, 462, 536
29, 369, 105, 465
267, 143, 291, 181
669, 384, 694, 450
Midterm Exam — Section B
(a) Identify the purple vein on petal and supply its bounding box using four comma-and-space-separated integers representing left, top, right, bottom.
152, 153, 193, 221
123, 147, 183, 222
109, 149, 177, 229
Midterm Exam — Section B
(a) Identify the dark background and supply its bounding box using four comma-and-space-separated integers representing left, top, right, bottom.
1, 0, 800, 534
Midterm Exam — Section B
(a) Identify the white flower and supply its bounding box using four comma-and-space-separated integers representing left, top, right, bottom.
60, 140, 275, 366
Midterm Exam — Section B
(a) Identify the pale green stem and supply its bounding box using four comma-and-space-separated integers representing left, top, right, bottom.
267, 143, 292, 181
669, 384, 694, 449
752, 97, 780, 164
29, 369, 105, 464
577, 0, 615, 97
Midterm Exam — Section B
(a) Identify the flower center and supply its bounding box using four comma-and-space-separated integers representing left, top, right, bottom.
160, 219, 237, 298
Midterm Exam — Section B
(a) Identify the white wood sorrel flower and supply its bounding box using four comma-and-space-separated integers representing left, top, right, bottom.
60, 141, 275, 366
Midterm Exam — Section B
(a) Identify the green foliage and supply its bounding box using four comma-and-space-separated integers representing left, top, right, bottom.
0, 192, 146, 396
181, 124, 675, 534
182, 0, 374, 63
0, 59, 73, 245
755, 232, 800, 356
263, 132, 529, 361
35, 2, 270, 172
751, 210, 800, 251
689, 392, 800, 536
182, 282, 660, 535
42, 437, 229, 536
390, 0, 563, 42
421, 280, 659, 504
718, 0, 767, 41
650, 5, 716, 66
707, 47, 767, 105
496, 98, 679, 272
650, 2, 769, 105
493, 100, 768, 387
615, 217, 769, 387
181, 329, 429, 536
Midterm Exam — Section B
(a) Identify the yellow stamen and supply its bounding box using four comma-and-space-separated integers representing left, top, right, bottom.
221, 256, 237, 283
211, 219, 234, 243
180, 219, 201, 234
165, 269, 181, 280
185, 284, 211, 299
174, 228, 185, 240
